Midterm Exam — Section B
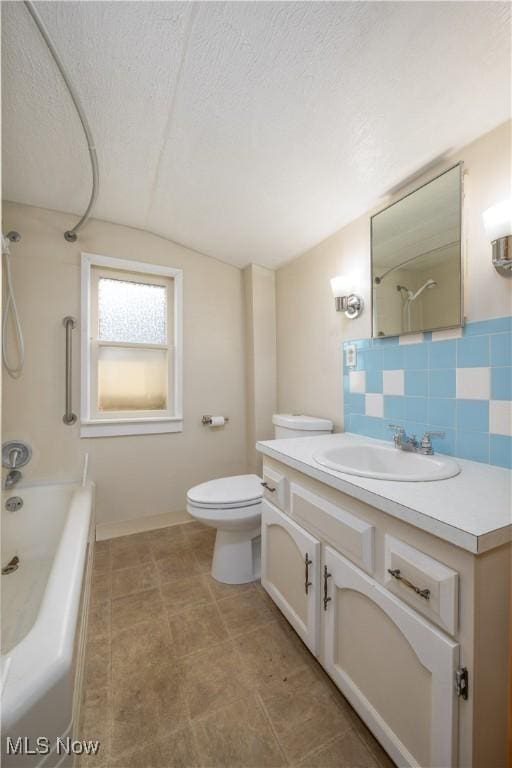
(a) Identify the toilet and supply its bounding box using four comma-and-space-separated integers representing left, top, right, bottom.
186, 413, 333, 584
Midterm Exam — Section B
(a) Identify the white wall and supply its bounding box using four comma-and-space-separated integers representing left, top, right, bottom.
244, 264, 277, 473
276, 121, 512, 429
2, 203, 248, 529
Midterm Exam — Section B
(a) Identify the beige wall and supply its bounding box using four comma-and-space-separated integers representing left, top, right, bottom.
244, 264, 277, 473
276, 121, 512, 430
2, 203, 248, 528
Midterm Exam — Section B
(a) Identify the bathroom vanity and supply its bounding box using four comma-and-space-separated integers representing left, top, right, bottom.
256, 433, 511, 768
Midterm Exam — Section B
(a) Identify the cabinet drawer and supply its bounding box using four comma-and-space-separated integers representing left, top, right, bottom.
384, 535, 459, 635
290, 483, 374, 574
261, 466, 288, 511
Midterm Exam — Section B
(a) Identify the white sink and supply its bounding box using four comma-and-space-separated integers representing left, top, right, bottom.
313, 442, 460, 481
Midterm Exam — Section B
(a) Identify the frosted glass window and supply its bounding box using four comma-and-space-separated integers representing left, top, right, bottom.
98, 278, 167, 344
98, 347, 167, 411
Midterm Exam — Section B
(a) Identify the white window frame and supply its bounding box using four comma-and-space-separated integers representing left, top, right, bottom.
80, 252, 183, 438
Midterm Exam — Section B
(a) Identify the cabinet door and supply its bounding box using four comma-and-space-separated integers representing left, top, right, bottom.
261, 500, 321, 655
322, 546, 459, 768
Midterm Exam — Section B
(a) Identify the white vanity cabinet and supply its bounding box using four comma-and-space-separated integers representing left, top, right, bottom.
261, 501, 321, 655
259, 456, 511, 768
323, 545, 459, 768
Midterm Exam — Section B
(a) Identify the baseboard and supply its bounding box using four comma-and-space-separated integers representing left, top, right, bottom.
95, 511, 192, 540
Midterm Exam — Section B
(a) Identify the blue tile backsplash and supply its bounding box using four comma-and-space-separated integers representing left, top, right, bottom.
343, 316, 512, 469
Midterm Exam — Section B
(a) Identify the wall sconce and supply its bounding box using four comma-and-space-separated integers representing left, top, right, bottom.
483, 199, 512, 276
330, 275, 363, 319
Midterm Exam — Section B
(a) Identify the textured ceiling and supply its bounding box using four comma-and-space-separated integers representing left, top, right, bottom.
2, 1, 511, 268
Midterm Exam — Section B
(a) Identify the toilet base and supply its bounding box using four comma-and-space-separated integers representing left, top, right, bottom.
211, 527, 261, 584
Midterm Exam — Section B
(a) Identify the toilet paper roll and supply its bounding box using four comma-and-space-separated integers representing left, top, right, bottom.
209, 416, 225, 427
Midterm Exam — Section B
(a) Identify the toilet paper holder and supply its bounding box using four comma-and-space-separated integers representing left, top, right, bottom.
201, 415, 229, 425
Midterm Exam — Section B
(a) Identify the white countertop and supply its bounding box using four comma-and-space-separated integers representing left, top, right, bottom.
256, 433, 512, 554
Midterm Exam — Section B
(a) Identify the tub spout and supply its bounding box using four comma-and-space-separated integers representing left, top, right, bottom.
4, 469, 22, 490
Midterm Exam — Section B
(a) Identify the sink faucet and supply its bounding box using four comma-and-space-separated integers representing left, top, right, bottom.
387, 425, 444, 455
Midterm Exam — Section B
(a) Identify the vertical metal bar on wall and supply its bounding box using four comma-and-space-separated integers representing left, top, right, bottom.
63, 316, 77, 425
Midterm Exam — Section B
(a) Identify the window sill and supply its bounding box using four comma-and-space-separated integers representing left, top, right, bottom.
80, 417, 183, 438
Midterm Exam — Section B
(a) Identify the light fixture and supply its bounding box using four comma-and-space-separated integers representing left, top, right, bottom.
330, 275, 363, 319
483, 199, 512, 276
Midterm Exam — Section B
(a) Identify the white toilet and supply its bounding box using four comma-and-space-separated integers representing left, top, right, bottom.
186, 413, 333, 584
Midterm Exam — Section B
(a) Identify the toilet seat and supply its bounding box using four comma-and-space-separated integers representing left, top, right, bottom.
186, 474, 262, 510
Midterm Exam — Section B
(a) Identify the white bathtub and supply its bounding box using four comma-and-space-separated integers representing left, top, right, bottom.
1, 482, 94, 767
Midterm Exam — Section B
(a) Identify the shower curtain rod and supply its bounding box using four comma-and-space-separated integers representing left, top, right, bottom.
24, 1, 99, 243
374, 239, 459, 284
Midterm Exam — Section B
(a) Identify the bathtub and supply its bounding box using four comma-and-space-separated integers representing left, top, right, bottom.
1, 482, 95, 767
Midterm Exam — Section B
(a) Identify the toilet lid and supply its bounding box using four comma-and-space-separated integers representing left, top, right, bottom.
187, 474, 262, 508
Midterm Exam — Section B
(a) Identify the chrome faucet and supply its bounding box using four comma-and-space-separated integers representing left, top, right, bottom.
387, 425, 444, 455
4, 469, 22, 490
418, 431, 446, 455
2, 441, 31, 490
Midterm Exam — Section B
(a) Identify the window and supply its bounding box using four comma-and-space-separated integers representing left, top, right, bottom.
81, 253, 183, 437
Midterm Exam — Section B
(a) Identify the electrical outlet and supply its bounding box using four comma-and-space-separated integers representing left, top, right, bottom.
345, 344, 357, 368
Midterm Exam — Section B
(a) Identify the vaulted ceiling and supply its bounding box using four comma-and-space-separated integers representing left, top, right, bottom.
2, 1, 511, 268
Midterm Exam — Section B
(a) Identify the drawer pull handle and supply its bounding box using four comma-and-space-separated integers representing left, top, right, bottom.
387, 568, 431, 600
323, 565, 331, 610
261, 482, 276, 492
305, 553, 313, 594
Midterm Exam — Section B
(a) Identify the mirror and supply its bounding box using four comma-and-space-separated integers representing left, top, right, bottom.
371, 164, 462, 337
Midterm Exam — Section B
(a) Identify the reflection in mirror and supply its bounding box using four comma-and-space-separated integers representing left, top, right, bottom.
372, 164, 462, 337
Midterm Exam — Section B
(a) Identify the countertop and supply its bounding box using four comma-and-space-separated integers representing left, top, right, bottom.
256, 432, 512, 554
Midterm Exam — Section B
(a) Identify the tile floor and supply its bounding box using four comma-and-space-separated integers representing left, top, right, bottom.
80, 522, 396, 768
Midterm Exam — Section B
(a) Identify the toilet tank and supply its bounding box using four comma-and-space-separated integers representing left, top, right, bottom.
272, 414, 333, 439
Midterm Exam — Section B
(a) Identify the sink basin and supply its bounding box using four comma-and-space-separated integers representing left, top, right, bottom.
313, 443, 460, 481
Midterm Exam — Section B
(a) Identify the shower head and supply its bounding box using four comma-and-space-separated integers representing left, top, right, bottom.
409, 279, 437, 302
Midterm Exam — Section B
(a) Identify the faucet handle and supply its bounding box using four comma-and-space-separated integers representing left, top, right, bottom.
7, 448, 21, 468
2, 441, 32, 470
387, 424, 405, 434
387, 424, 405, 448
422, 431, 445, 441
420, 431, 445, 454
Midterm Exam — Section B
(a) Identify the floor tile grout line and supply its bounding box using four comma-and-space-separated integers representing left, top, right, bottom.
253, 690, 292, 767
294, 730, 356, 766
89, 529, 396, 767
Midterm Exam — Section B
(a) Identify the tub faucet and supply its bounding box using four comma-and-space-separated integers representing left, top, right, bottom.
2, 441, 32, 490
4, 469, 22, 490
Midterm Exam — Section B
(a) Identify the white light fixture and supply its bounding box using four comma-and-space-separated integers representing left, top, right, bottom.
330, 275, 363, 319
483, 199, 512, 276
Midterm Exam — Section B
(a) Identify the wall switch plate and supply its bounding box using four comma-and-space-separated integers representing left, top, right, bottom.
345, 344, 357, 368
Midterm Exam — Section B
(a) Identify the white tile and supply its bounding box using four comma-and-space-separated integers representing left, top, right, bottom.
349, 370, 366, 394
383, 369, 404, 396
456, 367, 490, 400
365, 393, 383, 418
399, 333, 424, 345
431, 327, 463, 341
490, 401, 512, 436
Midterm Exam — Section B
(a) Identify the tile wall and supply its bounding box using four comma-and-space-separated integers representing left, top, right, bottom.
343, 316, 512, 468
